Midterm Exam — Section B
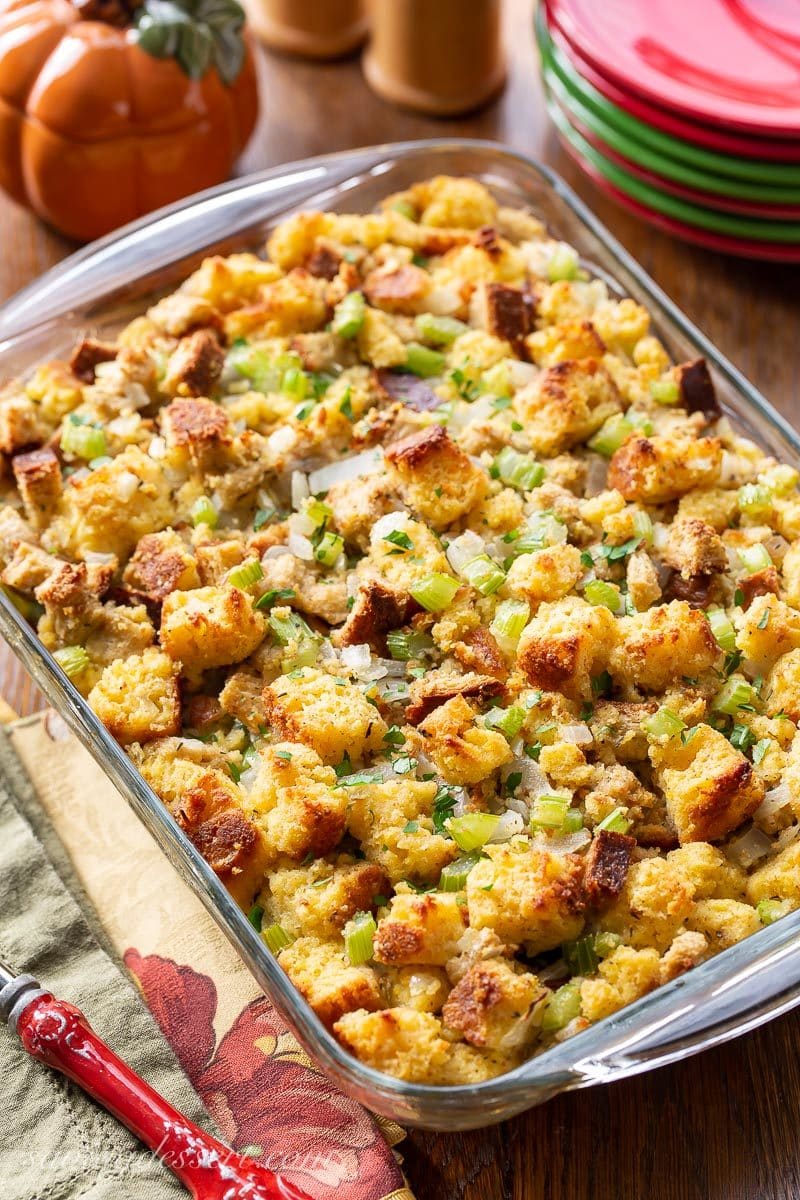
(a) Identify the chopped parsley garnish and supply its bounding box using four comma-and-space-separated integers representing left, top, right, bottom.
383, 725, 406, 746
253, 506, 278, 531
432, 787, 457, 834
255, 588, 296, 610
383, 529, 413, 550
729, 723, 756, 753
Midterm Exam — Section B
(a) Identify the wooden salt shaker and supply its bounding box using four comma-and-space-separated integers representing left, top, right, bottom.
363, 0, 506, 116
244, 0, 368, 59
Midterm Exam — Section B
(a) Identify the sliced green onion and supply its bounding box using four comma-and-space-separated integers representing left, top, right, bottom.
531, 793, 571, 830
415, 312, 469, 345
738, 483, 773, 515
263, 923, 294, 953
439, 855, 480, 892
547, 244, 580, 283
494, 445, 545, 492
445, 813, 500, 852
247, 903, 264, 931
386, 630, 434, 661
594, 931, 622, 958
491, 598, 530, 649
583, 580, 621, 612
596, 806, 632, 834
344, 910, 377, 965
392, 199, 418, 221
405, 342, 446, 378
564, 935, 598, 977
541, 982, 581, 1032
411, 572, 459, 612
642, 706, 686, 740
61, 420, 106, 460
649, 378, 680, 406
563, 808, 584, 833
314, 531, 344, 567
631, 509, 653, 545
226, 558, 263, 590
332, 291, 366, 339
713, 678, 757, 716
588, 415, 634, 458
706, 607, 737, 653
483, 705, 526, 740
462, 555, 506, 596
53, 645, 89, 679
281, 366, 308, 400
757, 899, 791, 926
190, 495, 218, 528
738, 543, 772, 575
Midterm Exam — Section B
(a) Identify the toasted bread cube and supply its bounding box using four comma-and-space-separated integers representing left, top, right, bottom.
160, 396, 231, 470
385, 425, 488, 530
0, 505, 34, 569
765, 649, 800, 721
280, 937, 384, 1028
502, 543, 583, 610
416, 694, 513, 785
386, 967, 450, 1014
599, 857, 694, 951
181, 252, 282, 309
609, 601, 718, 693
666, 842, 746, 900
123, 529, 200, 600
326, 471, 402, 552
515, 359, 622, 456
230, 268, 329, 340
345, 778, 458, 886
263, 667, 387, 765
608, 435, 722, 503
356, 307, 407, 368
363, 513, 451, 595
247, 742, 346, 860
12, 448, 62, 530
26, 361, 84, 421
334, 1006, 450, 1082
0, 389, 50, 455
677, 487, 739, 532
580, 945, 661, 1022
363, 264, 431, 314
686, 898, 760, 950
160, 585, 266, 673
162, 330, 224, 398
626, 551, 662, 612
404, 176, 498, 229
442, 959, 544, 1050
663, 517, 727, 579
735, 595, 800, 674
1, 541, 59, 593
516, 595, 618, 701
592, 299, 650, 356
147, 292, 220, 337
194, 538, 245, 587
374, 889, 468, 966
466, 842, 585, 953
265, 857, 388, 941
746, 840, 800, 906
650, 724, 764, 843
526, 319, 606, 367
88, 648, 180, 746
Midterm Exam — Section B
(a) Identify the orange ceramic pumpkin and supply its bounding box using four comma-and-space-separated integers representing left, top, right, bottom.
0, 0, 259, 241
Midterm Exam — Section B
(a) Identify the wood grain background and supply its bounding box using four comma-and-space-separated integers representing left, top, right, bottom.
1, 2, 799, 1195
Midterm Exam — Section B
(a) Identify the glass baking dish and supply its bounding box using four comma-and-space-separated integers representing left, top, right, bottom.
2, 140, 800, 1132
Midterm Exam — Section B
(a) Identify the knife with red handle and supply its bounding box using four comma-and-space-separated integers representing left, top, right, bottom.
1, 962, 313, 1200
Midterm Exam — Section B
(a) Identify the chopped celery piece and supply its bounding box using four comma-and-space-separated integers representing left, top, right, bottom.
642, 706, 686, 740
226, 558, 263, 590
738, 543, 772, 575
405, 342, 446, 378
61, 420, 106, 460
281, 366, 308, 400
263, 924, 293, 953
392, 199, 418, 221
738, 483, 773, 515
706, 607, 737, 652
713, 678, 757, 715
494, 445, 545, 492
588, 415, 634, 458
564, 935, 598, 976
332, 291, 366, 338
594, 931, 622, 958
541, 982, 581, 1032
649, 378, 680, 405
483, 705, 526, 740
439, 855, 480, 892
53, 645, 89, 679
411, 572, 459, 612
415, 312, 469, 345
583, 580, 621, 612
491, 598, 530, 648
314, 531, 344, 567
190, 496, 218, 528
462, 554, 506, 596
596, 806, 632, 834
445, 813, 500, 852
386, 630, 434, 661
344, 910, 377, 965
531, 793, 570, 829
547, 244, 579, 282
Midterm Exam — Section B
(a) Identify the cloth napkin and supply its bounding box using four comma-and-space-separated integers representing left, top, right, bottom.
1, 711, 413, 1200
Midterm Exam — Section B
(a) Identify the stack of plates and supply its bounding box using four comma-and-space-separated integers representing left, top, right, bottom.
536, 0, 800, 260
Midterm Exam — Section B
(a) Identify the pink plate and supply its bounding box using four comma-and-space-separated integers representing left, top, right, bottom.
547, 0, 800, 136
547, 14, 800, 161
554, 124, 800, 261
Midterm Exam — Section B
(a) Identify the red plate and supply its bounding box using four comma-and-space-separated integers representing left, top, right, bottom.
546, 15, 800, 161
547, 0, 800, 136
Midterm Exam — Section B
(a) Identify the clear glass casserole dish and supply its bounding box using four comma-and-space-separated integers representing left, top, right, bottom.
2, 139, 800, 1132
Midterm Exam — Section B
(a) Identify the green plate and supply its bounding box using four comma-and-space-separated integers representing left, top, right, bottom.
545, 89, 800, 243
535, 5, 800, 191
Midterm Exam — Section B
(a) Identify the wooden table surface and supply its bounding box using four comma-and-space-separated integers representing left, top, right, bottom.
2, 1, 800, 1196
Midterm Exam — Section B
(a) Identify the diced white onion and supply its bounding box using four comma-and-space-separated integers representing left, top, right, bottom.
508, 360, 539, 389
291, 470, 309, 510
238, 764, 260, 791
505, 756, 551, 802
546, 828, 592, 854
753, 783, 794, 833
267, 426, 296, 458
69, 467, 91, 484
262, 545, 292, 560
425, 285, 462, 316
727, 825, 773, 868
148, 436, 167, 460
488, 810, 525, 842
371, 511, 412, 544
652, 522, 670, 552
559, 723, 594, 746
114, 470, 140, 501
308, 449, 384, 495
287, 531, 315, 561
288, 510, 316, 539
446, 530, 486, 574
84, 550, 116, 565
341, 644, 371, 672
107, 413, 141, 437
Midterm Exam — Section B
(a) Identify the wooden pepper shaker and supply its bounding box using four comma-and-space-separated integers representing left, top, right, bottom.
363, 0, 506, 116
243, 0, 368, 59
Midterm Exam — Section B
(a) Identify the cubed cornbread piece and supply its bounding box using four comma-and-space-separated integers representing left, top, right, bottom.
746, 840, 800, 906
373, 890, 468, 966
526, 319, 606, 367
160, 396, 231, 469
626, 551, 662, 612
401, 175, 499, 228
47, 446, 173, 561
0, 505, 34, 568
355, 307, 407, 369
345, 778, 458, 885
442, 959, 545, 1050
160, 585, 266, 673
386, 967, 450, 1014
228, 268, 329, 340
516, 595, 618, 701
334, 1007, 450, 1082
599, 857, 694, 951
363, 513, 452, 596
579, 945, 662, 1023
736, 595, 800, 674
781, 542, 800, 608
326, 472, 402, 552
666, 842, 746, 900
663, 517, 727, 579
265, 857, 388, 940
246, 742, 346, 860
161, 330, 224, 398
0, 389, 51, 454
765, 650, 800, 721
194, 539, 246, 587
279, 937, 383, 1029
88, 648, 180, 745
514, 359, 622, 456
262, 667, 387, 765
385, 425, 488, 531
26, 360, 84, 420
416, 694, 513, 785
658, 931, 709, 983
686, 898, 760, 950
181, 252, 282, 309
609, 601, 718, 693
12, 447, 62, 530
608, 435, 722, 503
650, 724, 764, 844
466, 842, 585, 953
123, 529, 200, 601
501, 544, 583, 609
592, 298, 651, 357
537, 742, 596, 791
147, 292, 220, 337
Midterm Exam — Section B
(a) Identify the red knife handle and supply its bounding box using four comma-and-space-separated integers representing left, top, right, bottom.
16, 992, 312, 1200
